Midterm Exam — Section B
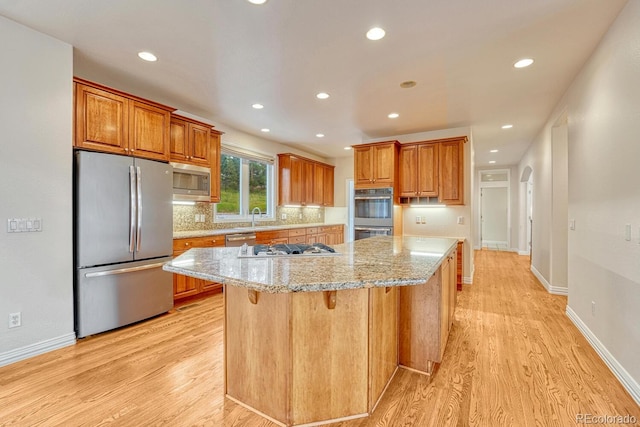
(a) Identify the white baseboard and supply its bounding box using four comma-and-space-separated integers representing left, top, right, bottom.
566, 306, 640, 406
0, 332, 76, 367
530, 265, 568, 296
463, 276, 473, 285
518, 250, 530, 256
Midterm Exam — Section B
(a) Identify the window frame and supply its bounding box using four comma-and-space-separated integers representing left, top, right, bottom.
214, 149, 276, 223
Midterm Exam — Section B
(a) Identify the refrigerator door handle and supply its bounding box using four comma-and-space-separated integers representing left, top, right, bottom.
129, 165, 137, 253
84, 262, 166, 278
136, 166, 142, 252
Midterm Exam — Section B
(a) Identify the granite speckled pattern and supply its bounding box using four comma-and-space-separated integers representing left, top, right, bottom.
173, 223, 335, 239
163, 236, 457, 293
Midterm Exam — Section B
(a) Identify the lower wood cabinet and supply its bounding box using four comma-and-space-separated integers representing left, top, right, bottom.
172, 235, 225, 301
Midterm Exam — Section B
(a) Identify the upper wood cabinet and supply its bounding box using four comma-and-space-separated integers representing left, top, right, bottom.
353, 141, 398, 189
210, 130, 222, 203
74, 78, 174, 162
396, 136, 466, 205
170, 115, 212, 167
438, 138, 465, 205
278, 153, 334, 207
399, 143, 438, 197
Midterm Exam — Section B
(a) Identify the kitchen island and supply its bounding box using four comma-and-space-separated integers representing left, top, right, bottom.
164, 236, 458, 427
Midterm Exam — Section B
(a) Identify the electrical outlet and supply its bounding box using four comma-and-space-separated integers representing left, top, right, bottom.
415, 216, 421, 224
9, 312, 21, 328
625, 224, 631, 241
569, 219, 576, 230
281, 213, 287, 220
421, 217, 426, 224
298, 213, 302, 219
591, 301, 596, 316
457, 216, 464, 225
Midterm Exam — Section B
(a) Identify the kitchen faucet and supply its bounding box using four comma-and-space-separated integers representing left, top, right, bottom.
251, 207, 262, 228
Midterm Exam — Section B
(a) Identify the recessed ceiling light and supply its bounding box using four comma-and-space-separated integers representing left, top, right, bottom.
316, 92, 330, 99
400, 81, 417, 88
261, 128, 270, 133
252, 103, 264, 109
490, 149, 499, 153
366, 27, 386, 41
489, 160, 496, 164
247, 0, 267, 4
388, 113, 399, 119
501, 124, 513, 129
316, 133, 325, 138
514, 58, 534, 68
137, 51, 157, 62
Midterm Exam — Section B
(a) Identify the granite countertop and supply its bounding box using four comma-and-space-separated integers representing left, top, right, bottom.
173, 223, 339, 239
163, 235, 457, 293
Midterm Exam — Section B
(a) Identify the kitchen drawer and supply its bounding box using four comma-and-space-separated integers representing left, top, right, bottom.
289, 235, 307, 244
319, 225, 342, 233
305, 227, 318, 235
288, 228, 306, 237
256, 230, 289, 241
173, 235, 225, 252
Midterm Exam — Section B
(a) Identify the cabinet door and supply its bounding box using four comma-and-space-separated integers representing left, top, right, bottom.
174, 273, 200, 299
169, 117, 189, 162
303, 160, 315, 206
289, 156, 305, 205
438, 139, 464, 204
210, 131, 221, 203
189, 123, 211, 166
399, 144, 418, 197
129, 100, 170, 161
417, 143, 438, 196
312, 163, 325, 206
354, 146, 373, 187
322, 165, 334, 207
75, 83, 129, 155
372, 143, 395, 184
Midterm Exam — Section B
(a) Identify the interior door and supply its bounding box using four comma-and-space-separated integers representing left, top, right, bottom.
481, 187, 508, 247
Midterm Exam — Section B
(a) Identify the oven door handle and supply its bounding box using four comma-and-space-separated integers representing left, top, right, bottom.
354, 196, 392, 200
354, 227, 392, 232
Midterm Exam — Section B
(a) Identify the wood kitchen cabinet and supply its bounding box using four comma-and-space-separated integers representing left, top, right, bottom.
399, 143, 438, 197
353, 141, 398, 189
209, 130, 222, 203
396, 136, 467, 205
438, 137, 465, 205
170, 115, 211, 167
172, 235, 225, 301
278, 154, 335, 207
74, 78, 173, 162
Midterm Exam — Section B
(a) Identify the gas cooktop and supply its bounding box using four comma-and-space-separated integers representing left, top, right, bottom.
237, 243, 341, 258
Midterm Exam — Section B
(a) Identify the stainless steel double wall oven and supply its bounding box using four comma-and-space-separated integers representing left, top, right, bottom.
354, 187, 394, 240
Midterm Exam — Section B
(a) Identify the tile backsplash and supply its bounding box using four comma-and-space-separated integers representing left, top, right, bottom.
173, 204, 324, 232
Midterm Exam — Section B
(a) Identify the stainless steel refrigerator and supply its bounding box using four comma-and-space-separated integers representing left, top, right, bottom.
74, 150, 173, 338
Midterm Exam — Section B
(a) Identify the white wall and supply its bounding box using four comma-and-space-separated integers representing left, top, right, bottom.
519, 1, 640, 401
474, 165, 520, 251
0, 16, 74, 365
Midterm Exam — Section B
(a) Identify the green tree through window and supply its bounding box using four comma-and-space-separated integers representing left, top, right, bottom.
217, 152, 272, 218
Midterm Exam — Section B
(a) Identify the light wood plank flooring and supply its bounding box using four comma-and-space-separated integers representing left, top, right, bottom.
1, 251, 638, 426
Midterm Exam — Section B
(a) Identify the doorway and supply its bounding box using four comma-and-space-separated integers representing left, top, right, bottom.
479, 170, 510, 250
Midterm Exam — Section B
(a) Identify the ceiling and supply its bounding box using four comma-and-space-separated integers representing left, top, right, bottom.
0, 0, 627, 165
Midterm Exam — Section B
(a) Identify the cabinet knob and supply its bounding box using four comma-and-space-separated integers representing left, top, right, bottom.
185, 242, 190, 246
125, 148, 129, 152
131, 149, 135, 152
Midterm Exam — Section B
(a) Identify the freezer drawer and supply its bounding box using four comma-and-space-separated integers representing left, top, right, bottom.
76, 257, 173, 338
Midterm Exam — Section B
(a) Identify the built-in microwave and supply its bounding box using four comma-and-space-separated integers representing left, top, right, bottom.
171, 162, 211, 202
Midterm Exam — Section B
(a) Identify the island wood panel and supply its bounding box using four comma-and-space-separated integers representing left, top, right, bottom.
440, 256, 451, 360
457, 240, 463, 290
368, 286, 398, 413
291, 289, 369, 425
224, 285, 292, 425
398, 271, 442, 374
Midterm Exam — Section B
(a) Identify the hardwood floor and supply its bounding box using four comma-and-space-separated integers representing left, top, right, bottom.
1, 250, 638, 426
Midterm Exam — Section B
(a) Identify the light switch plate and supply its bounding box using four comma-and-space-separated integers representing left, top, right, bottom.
569, 219, 576, 230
